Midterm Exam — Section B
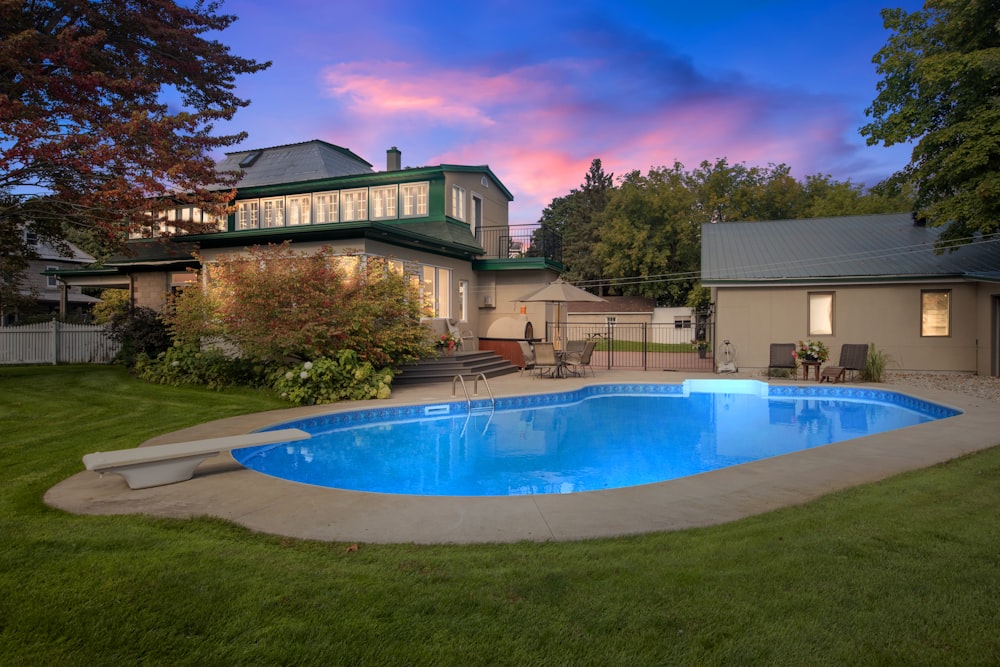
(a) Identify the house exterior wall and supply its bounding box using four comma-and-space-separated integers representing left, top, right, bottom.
443, 171, 509, 229
975, 282, 1000, 376
715, 282, 982, 372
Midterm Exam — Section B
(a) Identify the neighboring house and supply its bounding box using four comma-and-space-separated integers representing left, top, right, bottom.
701, 212, 1000, 376
55, 140, 564, 346
1, 229, 98, 325
566, 296, 655, 342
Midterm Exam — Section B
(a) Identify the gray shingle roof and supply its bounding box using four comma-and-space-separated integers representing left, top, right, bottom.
216, 140, 373, 188
702, 213, 1000, 283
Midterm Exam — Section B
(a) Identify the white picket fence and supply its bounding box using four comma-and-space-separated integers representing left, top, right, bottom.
0, 320, 120, 365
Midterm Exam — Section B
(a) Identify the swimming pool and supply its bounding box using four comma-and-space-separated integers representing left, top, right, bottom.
232, 380, 960, 496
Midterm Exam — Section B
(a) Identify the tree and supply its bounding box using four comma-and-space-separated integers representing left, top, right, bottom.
168, 244, 433, 368
861, 1, 1000, 242
0, 0, 270, 256
536, 159, 614, 287
593, 164, 701, 305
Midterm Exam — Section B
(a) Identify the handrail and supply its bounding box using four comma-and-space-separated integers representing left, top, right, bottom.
454, 373, 496, 436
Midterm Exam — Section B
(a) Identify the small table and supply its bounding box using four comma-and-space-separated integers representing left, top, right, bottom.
800, 361, 821, 381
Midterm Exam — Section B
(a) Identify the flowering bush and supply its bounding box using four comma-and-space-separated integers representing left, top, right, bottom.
794, 339, 830, 363
271, 351, 395, 405
135, 344, 268, 390
436, 331, 460, 351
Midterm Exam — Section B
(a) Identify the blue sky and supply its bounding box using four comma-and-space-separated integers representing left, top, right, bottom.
216, 0, 923, 225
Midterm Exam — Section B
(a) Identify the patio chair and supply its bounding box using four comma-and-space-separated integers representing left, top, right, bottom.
517, 340, 536, 376
532, 342, 563, 378
820, 344, 869, 383
767, 343, 797, 378
564, 340, 597, 377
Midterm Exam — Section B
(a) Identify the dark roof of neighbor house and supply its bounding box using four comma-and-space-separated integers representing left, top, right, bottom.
567, 296, 655, 313
216, 140, 374, 188
702, 212, 1000, 284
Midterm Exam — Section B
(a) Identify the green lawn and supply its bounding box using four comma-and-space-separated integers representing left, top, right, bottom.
2, 365, 999, 665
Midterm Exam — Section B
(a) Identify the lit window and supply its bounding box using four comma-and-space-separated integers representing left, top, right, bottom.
340, 189, 368, 222
921, 290, 950, 336
313, 192, 339, 224
286, 195, 311, 226
236, 201, 259, 229
370, 185, 398, 220
451, 185, 466, 221
418, 264, 452, 318
261, 198, 285, 228
808, 292, 834, 336
400, 182, 429, 217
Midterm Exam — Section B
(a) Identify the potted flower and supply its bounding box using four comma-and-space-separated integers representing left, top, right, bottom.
435, 331, 460, 355
794, 339, 829, 364
692, 337, 709, 358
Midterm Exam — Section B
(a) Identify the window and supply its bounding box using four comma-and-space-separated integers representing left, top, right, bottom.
419, 265, 452, 318
458, 279, 469, 322
674, 317, 692, 329
370, 185, 398, 220
451, 185, 466, 221
808, 292, 834, 336
313, 192, 339, 224
286, 195, 311, 226
340, 189, 368, 222
921, 290, 951, 336
25, 229, 38, 247
46, 266, 59, 289
236, 200, 259, 229
400, 182, 428, 217
261, 198, 285, 228
471, 192, 483, 235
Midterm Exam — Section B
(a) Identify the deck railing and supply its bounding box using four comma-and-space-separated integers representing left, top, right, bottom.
476, 225, 562, 263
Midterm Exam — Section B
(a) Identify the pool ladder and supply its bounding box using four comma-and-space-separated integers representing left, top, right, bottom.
452, 373, 495, 436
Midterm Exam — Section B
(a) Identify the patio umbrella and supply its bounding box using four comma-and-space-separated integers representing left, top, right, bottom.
515, 278, 605, 348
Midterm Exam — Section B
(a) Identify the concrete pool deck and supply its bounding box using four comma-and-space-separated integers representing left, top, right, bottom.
45, 370, 1000, 544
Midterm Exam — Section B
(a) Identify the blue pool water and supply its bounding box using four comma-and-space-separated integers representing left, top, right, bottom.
232, 380, 960, 496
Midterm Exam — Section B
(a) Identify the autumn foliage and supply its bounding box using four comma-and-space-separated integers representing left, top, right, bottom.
168, 243, 434, 368
0, 0, 269, 252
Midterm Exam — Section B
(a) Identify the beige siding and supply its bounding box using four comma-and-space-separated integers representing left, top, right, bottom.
132, 272, 173, 311
715, 282, 981, 372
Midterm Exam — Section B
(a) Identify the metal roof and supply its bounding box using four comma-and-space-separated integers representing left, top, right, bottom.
702, 213, 1000, 284
216, 140, 374, 188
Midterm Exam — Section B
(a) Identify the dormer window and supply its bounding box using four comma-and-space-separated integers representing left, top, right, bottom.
25, 229, 38, 247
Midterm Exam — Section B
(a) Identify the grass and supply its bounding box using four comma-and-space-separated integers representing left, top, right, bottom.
2, 365, 1000, 665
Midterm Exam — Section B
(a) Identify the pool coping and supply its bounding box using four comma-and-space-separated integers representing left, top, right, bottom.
45, 371, 1000, 544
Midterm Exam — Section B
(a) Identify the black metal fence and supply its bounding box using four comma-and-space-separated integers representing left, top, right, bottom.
545, 316, 716, 372
477, 225, 562, 263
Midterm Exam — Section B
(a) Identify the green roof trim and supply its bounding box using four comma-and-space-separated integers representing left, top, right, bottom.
473, 257, 563, 272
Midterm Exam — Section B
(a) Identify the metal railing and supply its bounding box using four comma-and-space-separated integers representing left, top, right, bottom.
544, 319, 716, 372
476, 225, 562, 263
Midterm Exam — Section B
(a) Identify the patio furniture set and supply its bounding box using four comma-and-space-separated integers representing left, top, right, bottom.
767, 343, 869, 382
518, 340, 597, 378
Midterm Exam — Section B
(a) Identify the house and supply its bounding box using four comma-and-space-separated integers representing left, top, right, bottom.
701, 212, 1000, 376
1, 230, 98, 325
55, 140, 564, 352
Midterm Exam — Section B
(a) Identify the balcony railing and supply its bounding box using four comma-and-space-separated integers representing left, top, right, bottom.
476, 225, 562, 263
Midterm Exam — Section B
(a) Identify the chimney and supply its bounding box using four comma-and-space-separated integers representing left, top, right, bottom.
387, 146, 401, 171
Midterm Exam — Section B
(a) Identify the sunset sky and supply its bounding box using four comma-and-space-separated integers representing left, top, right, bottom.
216, 0, 924, 225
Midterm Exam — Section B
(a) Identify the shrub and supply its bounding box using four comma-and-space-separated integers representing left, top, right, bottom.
860, 343, 890, 383
271, 351, 395, 406
91, 289, 130, 324
107, 306, 172, 367
135, 345, 270, 390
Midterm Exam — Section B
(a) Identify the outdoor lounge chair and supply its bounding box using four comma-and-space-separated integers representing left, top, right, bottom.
820, 344, 869, 383
564, 340, 597, 377
517, 340, 536, 376
532, 342, 563, 378
767, 343, 797, 378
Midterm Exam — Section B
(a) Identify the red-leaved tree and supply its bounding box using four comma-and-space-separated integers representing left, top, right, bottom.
0, 0, 269, 255
168, 244, 434, 368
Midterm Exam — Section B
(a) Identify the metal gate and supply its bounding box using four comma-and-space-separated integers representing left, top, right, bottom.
547, 314, 716, 372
